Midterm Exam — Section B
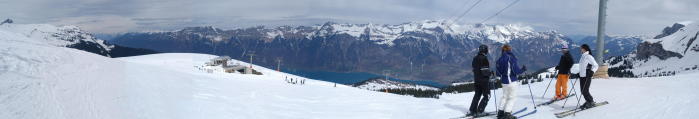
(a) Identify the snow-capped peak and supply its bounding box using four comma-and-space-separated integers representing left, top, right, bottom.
457, 23, 536, 43
0, 23, 112, 51
178, 26, 223, 35
651, 21, 694, 40
608, 21, 699, 77
264, 20, 545, 45
678, 21, 694, 26
644, 21, 698, 53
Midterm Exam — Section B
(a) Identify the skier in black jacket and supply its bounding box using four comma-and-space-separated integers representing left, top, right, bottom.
469, 45, 492, 116
553, 45, 574, 100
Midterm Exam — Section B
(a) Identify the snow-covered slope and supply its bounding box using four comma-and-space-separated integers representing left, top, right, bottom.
0, 21, 158, 58
352, 78, 439, 91
441, 72, 699, 119
0, 26, 456, 119
608, 21, 699, 77
0, 22, 113, 56
643, 21, 698, 55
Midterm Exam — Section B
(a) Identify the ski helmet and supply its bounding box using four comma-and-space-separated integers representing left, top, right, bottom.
478, 45, 488, 54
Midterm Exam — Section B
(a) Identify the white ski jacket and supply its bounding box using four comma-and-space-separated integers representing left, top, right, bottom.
578, 51, 599, 77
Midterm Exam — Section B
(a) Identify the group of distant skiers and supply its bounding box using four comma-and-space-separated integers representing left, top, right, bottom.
285, 76, 306, 85
469, 44, 599, 119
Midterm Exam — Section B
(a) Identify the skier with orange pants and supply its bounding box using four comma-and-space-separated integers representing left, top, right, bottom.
554, 44, 574, 100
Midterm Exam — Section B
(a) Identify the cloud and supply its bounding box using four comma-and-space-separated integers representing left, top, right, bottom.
0, 0, 696, 35
47, 15, 138, 33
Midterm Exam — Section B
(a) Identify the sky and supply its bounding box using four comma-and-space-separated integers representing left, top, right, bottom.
0, 0, 696, 35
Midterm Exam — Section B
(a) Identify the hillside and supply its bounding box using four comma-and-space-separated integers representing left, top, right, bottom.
0, 21, 157, 58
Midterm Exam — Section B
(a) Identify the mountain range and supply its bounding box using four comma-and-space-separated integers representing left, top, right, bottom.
608, 21, 699, 77
108, 20, 578, 84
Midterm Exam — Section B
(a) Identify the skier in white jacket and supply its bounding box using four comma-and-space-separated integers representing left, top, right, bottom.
577, 44, 598, 109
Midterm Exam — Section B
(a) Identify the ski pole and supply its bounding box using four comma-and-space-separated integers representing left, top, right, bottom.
576, 77, 590, 109
488, 53, 498, 112
491, 77, 498, 112
561, 77, 579, 108
569, 76, 580, 101
526, 77, 537, 109
541, 70, 557, 98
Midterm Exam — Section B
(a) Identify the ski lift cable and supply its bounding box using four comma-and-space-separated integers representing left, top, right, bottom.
446, 0, 474, 22
480, 0, 521, 24
448, 0, 484, 26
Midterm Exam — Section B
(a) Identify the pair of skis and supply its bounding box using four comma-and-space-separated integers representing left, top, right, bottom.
534, 95, 609, 118
452, 107, 532, 119
554, 101, 609, 118
537, 94, 609, 118
454, 101, 608, 119
535, 94, 576, 107
516, 108, 537, 118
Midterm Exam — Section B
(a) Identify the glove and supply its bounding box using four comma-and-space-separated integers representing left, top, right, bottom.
521, 65, 527, 72
481, 70, 492, 77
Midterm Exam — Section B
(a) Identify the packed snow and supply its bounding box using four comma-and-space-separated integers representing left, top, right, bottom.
441, 72, 699, 119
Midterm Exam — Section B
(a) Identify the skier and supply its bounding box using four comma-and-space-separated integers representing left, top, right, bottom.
495, 44, 526, 119
577, 44, 598, 109
554, 44, 574, 100
469, 45, 492, 116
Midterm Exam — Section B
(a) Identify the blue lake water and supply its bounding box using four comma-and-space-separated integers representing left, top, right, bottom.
282, 69, 446, 88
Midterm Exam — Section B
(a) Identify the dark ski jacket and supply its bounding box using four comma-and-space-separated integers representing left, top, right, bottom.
555, 52, 574, 74
496, 51, 525, 84
472, 53, 491, 83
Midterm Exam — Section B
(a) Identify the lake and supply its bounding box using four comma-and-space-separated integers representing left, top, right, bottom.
282, 69, 446, 88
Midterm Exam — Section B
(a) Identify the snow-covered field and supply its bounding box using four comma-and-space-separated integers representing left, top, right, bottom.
442, 73, 699, 119
2, 24, 699, 119
0, 27, 454, 118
